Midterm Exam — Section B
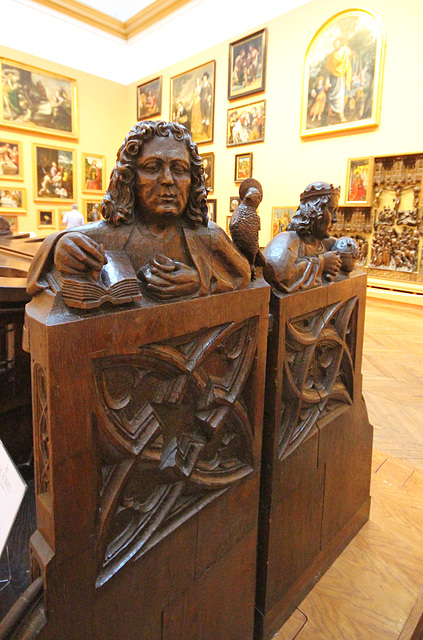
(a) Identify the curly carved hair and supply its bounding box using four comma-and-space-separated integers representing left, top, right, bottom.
101, 120, 208, 227
288, 182, 339, 238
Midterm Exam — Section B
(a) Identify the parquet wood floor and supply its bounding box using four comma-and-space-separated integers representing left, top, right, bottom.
275, 298, 423, 640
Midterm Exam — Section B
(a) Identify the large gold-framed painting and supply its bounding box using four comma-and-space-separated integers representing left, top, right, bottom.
170, 61, 215, 145
301, 10, 385, 137
1, 58, 78, 138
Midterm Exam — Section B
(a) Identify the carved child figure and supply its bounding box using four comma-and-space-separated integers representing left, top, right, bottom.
27, 121, 250, 304
263, 181, 346, 293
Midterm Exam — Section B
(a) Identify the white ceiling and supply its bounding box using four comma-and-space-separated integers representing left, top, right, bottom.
5, 0, 312, 84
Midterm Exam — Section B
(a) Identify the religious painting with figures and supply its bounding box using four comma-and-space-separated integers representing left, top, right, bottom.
0, 140, 23, 179
83, 153, 105, 193
35, 144, 74, 201
301, 9, 385, 137
228, 29, 267, 100
345, 157, 373, 204
170, 61, 215, 145
137, 76, 162, 120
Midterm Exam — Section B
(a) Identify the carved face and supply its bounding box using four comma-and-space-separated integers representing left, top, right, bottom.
135, 134, 191, 223
314, 192, 339, 239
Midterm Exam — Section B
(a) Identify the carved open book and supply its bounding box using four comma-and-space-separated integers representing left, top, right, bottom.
47, 250, 142, 309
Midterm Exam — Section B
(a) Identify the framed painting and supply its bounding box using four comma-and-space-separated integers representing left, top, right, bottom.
170, 61, 215, 145
226, 100, 266, 147
2, 215, 18, 231
0, 188, 26, 212
201, 152, 214, 193
1, 58, 78, 138
345, 156, 374, 204
228, 28, 267, 101
229, 196, 240, 212
84, 200, 102, 223
34, 144, 75, 201
206, 198, 216, 222
82, 153, 106, 193
226, 215, 232, 234
0, 140, 23, 180
272, 206, 296, 238
235, 152, 253, 182
137, 76, 162, 120
37, 208, 55, 229
301, 9, 386, 137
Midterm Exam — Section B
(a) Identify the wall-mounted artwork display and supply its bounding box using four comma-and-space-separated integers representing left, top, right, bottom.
272, 206, 296, 238
82, 153, 105, 193
301, 9, 385, 137
1, 58, 78, 138
137, 76, 162, 120
84, 200, 102, 223
206, 198, 216, 222
234, 152, 253, 182
226, 215, 232, 233
0, 187, 26, 212
226, 100, 266, 147
200, 152, 214, 193
345, 156, 374, 204
229, 196, 241, 211
170, 61, 215, 144
0, 140, 23, 180
37, 208, 55, 229
2, 214, 18, 231
228, 28, 267, 101
34, 144, 75, 201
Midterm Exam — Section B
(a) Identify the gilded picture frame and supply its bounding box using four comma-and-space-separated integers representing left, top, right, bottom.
0, 140, 23, 180
170, 61, 215, 145
272, 206, 296, 238
229, 196, 240, 211
301, 9, 386, 138
345, 156, 374, 205
234, 152, 253, 182
0, 187, 26, 213
200, 152, 215, 193
206, 198, 217, 223
37, 207, 55, 229
226, 100, 266, 147
137, 76, 162, 120
2, 214, 18, 231
82, 153, 106, 194
34, 144, 75, 202
84, 199, 102, 223
228, 28, 267, 101
1, 58, 78, 139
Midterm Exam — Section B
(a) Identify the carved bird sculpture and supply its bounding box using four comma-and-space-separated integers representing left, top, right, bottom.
229, 178, 267, 280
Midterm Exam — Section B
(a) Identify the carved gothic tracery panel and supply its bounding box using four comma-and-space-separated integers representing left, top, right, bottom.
279, 298, 357, 460
33, 363, 50, 496
92, 318, 258, 586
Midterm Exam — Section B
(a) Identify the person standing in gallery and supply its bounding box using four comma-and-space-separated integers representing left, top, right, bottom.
62, 202, 84, 229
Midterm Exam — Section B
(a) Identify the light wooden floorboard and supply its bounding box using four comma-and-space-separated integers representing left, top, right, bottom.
274, 298, 423, 639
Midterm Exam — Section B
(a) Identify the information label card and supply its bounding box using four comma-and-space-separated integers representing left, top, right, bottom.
0, 440, 27, 557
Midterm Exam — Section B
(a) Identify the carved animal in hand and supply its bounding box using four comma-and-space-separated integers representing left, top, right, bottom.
229, 178, 267, 280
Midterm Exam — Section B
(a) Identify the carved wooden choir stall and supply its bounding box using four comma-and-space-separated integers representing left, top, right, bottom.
0, 128, 373, 640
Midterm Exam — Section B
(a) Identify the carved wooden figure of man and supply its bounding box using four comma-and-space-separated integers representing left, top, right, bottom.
263, 181, 344, 293
27, 121, 250, 303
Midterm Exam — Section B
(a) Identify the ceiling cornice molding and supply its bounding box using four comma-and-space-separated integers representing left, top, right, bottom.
32, 0, 194, 40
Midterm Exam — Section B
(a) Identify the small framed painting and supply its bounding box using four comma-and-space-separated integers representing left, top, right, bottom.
345, 157, 374, 205
82, 153, 105, 193
206, 198, 216, 222
229, 196, 240, 211
0, 140, 23, 180
201, 152, 214, 193
227, 100, 265, 147
228, 29, 267, 101
84, 200, 102, 223
34, 144, 75, 201
1, 214, 18, 231
235, 152, 253, 182
226, 215, 232, 234
37, 208, 55, 229
0, 187, 26, 212
137, 76, 162, 120
272, 206, 296, 238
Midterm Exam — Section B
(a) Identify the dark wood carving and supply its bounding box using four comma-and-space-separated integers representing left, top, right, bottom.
32, 364, 50, 497
255, 273, 372, 640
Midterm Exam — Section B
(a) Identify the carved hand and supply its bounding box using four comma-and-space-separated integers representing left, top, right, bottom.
322, 251, 342, 277
140, 255, 200, 300
54, 232, 107, 276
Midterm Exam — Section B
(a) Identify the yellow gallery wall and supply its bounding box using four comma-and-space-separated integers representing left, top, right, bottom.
1, 0, 423, 244
124, 0, 423, 246
0, 44, 126, 237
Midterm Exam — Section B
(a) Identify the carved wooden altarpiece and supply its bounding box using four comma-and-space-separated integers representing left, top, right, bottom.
19, 281, 269, 640
255, 272, 372, 640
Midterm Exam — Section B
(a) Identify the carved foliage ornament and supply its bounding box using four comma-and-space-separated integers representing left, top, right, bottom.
33, 363, 50, 496
279, 298, 357, 459
92, 319, 258, 586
